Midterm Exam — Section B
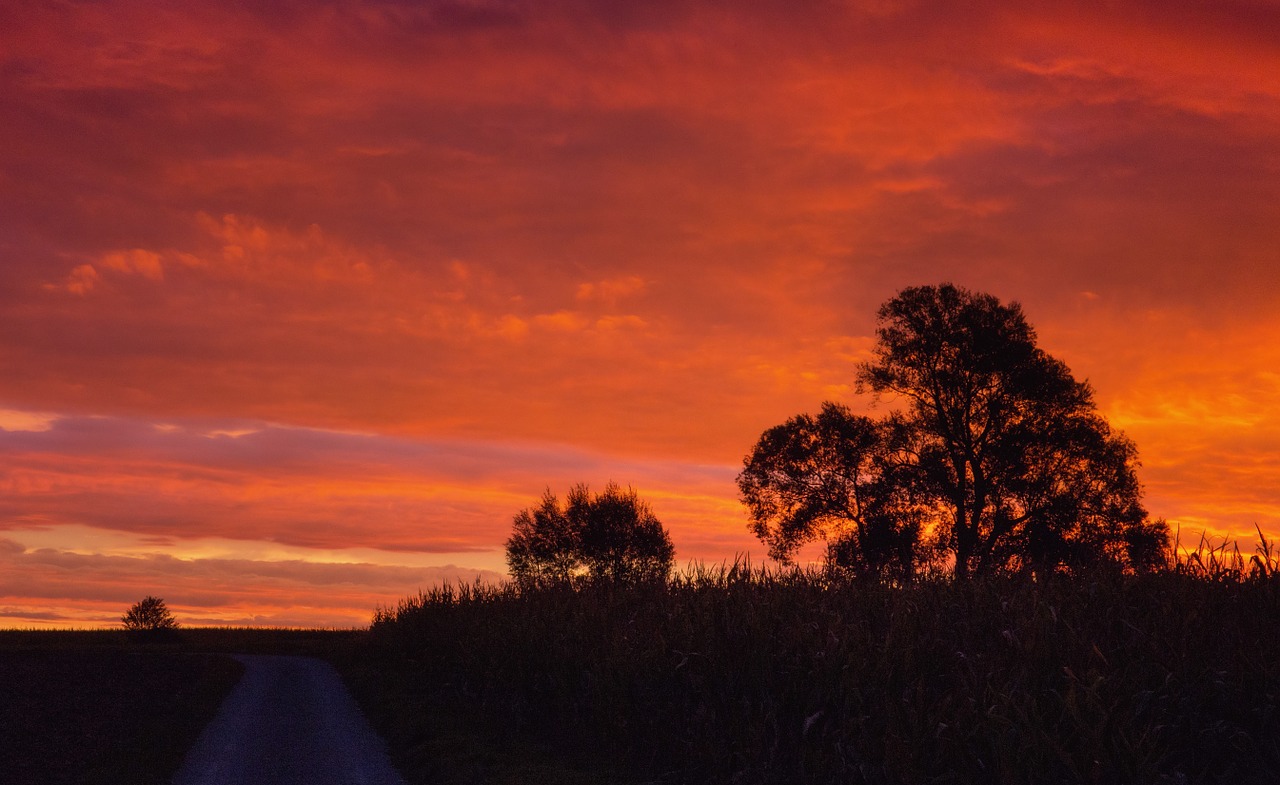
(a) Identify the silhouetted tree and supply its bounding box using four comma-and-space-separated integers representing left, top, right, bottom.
578, 483, 677, 582
506, 483, 675, 587
859, 283, 1166, 577
505, 489, 584, 585
740, 283, 1169, 578
122, 596, 178, 636
1124, 516, 1174, 572
738, 403, 923, 579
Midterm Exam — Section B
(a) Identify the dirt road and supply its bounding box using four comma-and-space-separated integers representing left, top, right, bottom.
171, 654, 407, 785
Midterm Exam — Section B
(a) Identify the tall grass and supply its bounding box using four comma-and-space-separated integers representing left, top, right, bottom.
359, 537, 1280, 785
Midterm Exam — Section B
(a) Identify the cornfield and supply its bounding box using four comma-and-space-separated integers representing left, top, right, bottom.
353, 534, 1280, 784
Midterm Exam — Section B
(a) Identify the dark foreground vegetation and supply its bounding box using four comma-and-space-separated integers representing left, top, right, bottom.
6, 543, 1279, 785
356, 538, 1280, 785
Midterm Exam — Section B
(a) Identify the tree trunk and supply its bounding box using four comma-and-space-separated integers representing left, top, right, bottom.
953, 505, 973, 580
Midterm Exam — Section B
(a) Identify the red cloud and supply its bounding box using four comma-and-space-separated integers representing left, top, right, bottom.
2, 0, 1278, 624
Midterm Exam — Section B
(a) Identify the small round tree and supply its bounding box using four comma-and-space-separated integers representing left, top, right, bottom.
122, 595, 179, 638
506, 483, 675, 588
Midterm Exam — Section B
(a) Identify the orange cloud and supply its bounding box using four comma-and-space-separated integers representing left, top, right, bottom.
99, 249, 165, 280
2, 0, 1278, 624
59, 265, 100, 295
576, 275, 647, 305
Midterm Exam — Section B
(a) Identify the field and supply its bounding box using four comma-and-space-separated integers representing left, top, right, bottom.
4, 541, 1280, 785
354, 542, 1280, 785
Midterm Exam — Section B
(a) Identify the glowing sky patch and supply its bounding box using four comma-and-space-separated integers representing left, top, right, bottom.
1, 0, 1278, 626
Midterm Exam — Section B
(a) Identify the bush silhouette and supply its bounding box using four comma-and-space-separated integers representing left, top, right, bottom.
506, 482, 675, 588
122, 596, 179, 640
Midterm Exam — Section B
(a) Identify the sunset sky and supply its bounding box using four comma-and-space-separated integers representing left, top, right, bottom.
2, 0, 1278, 627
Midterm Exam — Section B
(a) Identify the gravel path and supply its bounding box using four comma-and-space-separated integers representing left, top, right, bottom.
171, 654, 407, 785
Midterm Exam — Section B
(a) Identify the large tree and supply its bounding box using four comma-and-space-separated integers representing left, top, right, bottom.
506, 483, 675, 587
738, 402, 923, 579
740, 284, 1168, 578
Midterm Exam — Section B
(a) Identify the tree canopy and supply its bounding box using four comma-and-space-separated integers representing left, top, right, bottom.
740, 283, 1169, 578
737, 403, 922, 580
505, 482, 676, 587
121, 595, 178, 633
